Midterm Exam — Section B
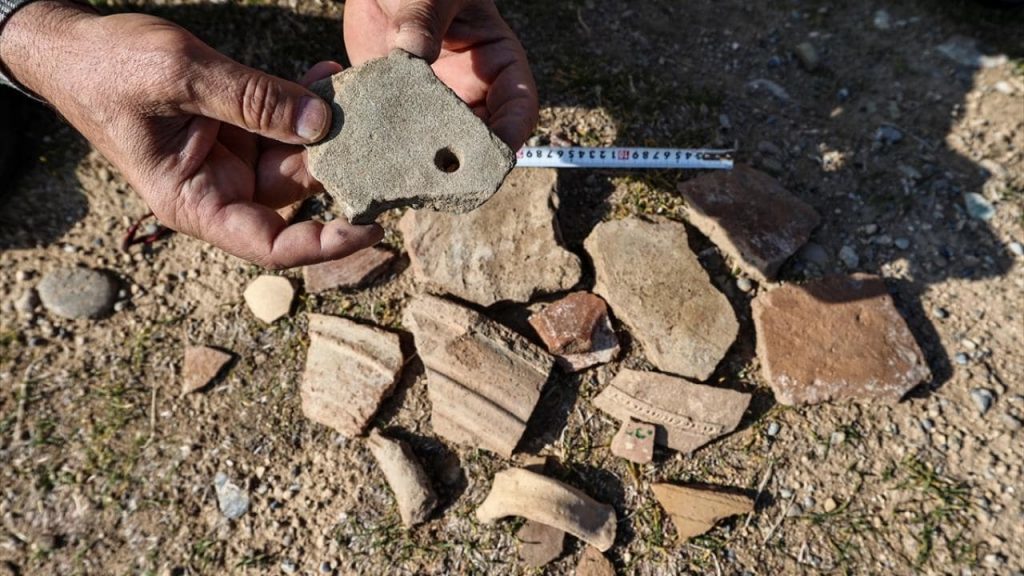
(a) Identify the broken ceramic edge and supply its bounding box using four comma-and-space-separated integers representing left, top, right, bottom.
752, 273, 931, 406
609, 417, 656, 464
527, 291, 620, 372
650, 483, 754, 541
516, 520, 566, 567
403, 293, 554, 457
181, 345, 234, 396
592, 369, 751, 454
300, 314, 405, 438
307, 50, 515, 225
677, 164, 821, 283
366, 429, 438, 528
476, 468, 617, 552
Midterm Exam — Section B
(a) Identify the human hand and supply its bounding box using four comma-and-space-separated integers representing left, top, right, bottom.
343, 0, 539, 150
0, 1, 384, 269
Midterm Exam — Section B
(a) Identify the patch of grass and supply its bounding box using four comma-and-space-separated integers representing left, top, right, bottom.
893, 456, 975, 569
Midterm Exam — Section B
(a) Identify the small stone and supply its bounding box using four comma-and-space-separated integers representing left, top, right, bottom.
586, 219, 738, 380
575, 546, 615, 576
874, 125, 903, 145
528, 292, 619, 372
301, 315, 403, 437
873, 9, 892, 30
36, 267, 118, 319
1000, 414, 1023, 431
964, 193, 996, 221
746, 78, 791, 101
823, 498, 838, 513
302, 247, 396, 293
955, 353, 969, 366
651, 483, 753, 541
1008, 242, 1023, 257
971, 388, 995, 415
757, 141, 783, 157
593, 369, 750, 453
243, 276, 294, 323
610, 418, 656, 464
934, 307, 949, 319
404, 295, 553, 457
798, 242, 830, 267
794, 42, 820, 70
937, 36, 1008, 69
213, 472, 250, 520
401, 168, 581, 306
181, 346, 233, 394
675, 165, 820, 281
517, 520, 565, 567
766, 421, 781, 437
753, 274, 931, 405
839, 245, 859, 269
14, 289, 37, 316
281, 559, 298, 574
894, 238, 911, 250
306, 50, 514, 224
366, 430, 438, 528
736, 277, 753, 293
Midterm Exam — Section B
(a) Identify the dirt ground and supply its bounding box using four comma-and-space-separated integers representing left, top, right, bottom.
1, 0, 1023, 574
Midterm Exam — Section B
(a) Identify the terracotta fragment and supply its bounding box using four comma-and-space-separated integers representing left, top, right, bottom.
302, 246, 396, 293
403, 295, 553, 457
585, 218, 738, 380
651, 483, 754, 541
300, 314, 403, 437
476, 468, 617, 552
575, 546, 615, 576
366, 430, 438, 528
181, 346, 232, 395
242, 275, 294, 323
609, 417, 655, 464
752, 273, 931, 405
592, 369, 750, 454
400, 168, 582, 307
517, 520, 565, 567
676, 164, 820, 282
528, 292, 620, 372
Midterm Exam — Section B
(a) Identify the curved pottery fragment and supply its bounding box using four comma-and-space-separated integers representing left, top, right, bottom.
476, 468, 617, 552
366, 430, 438, 528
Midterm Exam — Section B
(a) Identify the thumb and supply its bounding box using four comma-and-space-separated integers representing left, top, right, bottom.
391, 0, 464, 62
182, 53, 332, 145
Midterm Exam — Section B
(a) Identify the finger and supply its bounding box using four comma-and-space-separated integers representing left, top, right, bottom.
485, 55, 538, 150
181, 51, 332, 145
391, 0, 465, 62
299, 61, 344, 87
202, 201, 385, 269
254, 146, 322, 209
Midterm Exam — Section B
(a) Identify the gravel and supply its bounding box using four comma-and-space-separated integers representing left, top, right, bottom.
971, 389, 995, 415
839, 245, 860, 269
964, 193, 996, 221
213, 472, 251, 520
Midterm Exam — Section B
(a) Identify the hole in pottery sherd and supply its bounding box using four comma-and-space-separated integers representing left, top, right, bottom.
434, 147, 461, 173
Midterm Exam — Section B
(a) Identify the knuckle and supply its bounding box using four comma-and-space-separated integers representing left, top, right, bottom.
240, 73, 284, 133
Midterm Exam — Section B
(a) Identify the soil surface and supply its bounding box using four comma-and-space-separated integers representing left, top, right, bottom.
1, 1, 1023, 575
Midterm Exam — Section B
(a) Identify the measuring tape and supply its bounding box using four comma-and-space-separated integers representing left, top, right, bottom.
514, 147, 734, 170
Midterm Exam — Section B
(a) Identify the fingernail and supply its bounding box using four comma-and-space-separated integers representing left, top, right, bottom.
296, 96, 329, 141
